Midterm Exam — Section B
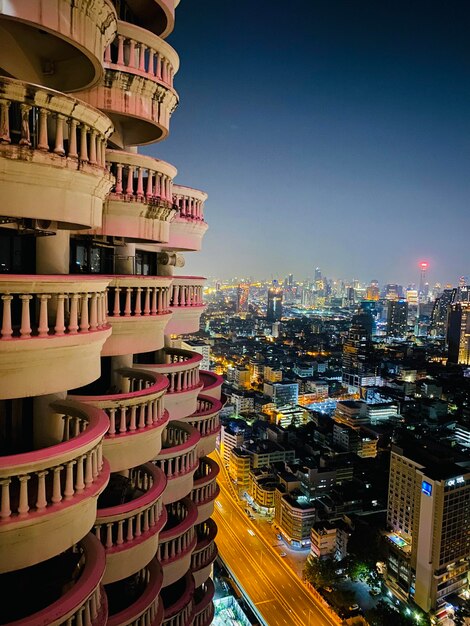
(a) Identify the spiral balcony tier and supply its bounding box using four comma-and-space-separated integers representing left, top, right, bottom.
158, 498, 197, 588
0, 77, 114, 229
94, 463, 167, 584
69, 368, 169, 473
160, 185, 208, 252
0, 275, 112, 399
113, 0, 178, 39
164, 278, 205, 335
0, 400, 110, 573
0, 0, 117, 92
134, 348, 203, 420
89, 150, 178, 242
193, 579, 215, 626
102, 275, 172, 356
185, 395, 221, 459
191, 519, 218, 589
190, 457, 220, 525
153, 421, 200, 505
106, 558, 164, 626
1, 533, 108, 626
161, 571, 194, 626
75, 20, 179, 147
198, 371, 223, 401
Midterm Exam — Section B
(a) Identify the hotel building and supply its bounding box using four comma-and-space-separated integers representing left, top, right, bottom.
0, 2, 222, 625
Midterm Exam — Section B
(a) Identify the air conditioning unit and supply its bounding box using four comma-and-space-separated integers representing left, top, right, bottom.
19, 218, 57, 236
112, 236, 126, 246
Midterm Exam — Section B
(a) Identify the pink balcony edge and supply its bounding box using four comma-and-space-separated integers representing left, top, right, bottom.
72, 373, 169, 403
104, 506, 167, 556
193, 460, 220, 489
157, 426, 200, 457
160, 498, 198, 544
199, 371, 224, 392
163, 572, 195, 620
194, 579, 215, 615
104, 410, 169, 442
191, 395, 223, 417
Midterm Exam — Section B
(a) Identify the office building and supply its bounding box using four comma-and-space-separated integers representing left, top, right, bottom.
447, 286, 470, 365
267, 285, 283, 322
429, 289, 453, 338
0, 3, 220, 625
342, 311, 378, 391
385, 444, 470, 612
387, 300, 408, 338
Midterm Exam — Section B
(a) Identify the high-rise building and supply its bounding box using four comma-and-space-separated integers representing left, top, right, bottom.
267, 284, 283, 321
418, 261, 429, 301
236, 283, 250, 313
0, 4, 220, 625
342, 308, 378, 391
385, 443, 470, 612
447, 286, 470, 365
386, 300, 408, 338
429, 289, 453, 338
366, 280, 380, 301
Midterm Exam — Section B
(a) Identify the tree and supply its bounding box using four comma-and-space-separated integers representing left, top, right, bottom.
303, 557, 339, 589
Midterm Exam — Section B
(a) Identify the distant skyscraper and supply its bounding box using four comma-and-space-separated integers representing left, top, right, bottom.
429, 289, 453, 338
267, 283, 283, 322
342, 308, 377, 391
366, 280, 380, 301
447, 286, 470, 365
387, 300, 408, 338
384, 284, 401, 301
236, 283, 250, 313
314, 267, 322, 282
418, 261, 429, 299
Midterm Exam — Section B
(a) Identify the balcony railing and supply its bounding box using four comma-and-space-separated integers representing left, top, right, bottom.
107, 558, 163, 626
191, 457, 220, 509
138, 348, 202, 393
104, 21, 179, 90
106, 276, 172, 318
161, 571, 194, 626
186, 396, 221, 439
191, 519, 218, 582
157, 498, 197, 566
193, 579, 215, 626
154, 421, 200, 480
0, 400, 109, 523
94, 463, 167, 556
0, 275, 110, 340
168, 278, 204, 308
198, 371, 223, 400
173, 185, 207, 222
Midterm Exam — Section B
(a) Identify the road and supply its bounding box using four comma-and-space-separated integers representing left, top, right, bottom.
211, 452, 341, 626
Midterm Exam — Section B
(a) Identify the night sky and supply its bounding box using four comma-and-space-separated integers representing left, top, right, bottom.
144, 1, 470, 286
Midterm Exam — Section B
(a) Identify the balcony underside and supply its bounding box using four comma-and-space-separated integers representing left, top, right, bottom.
161, 218, 208, 252
164, 307, 205, 335
102, 314, 171, 356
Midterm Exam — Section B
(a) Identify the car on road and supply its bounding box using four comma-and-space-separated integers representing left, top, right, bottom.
279, 552, 287, 557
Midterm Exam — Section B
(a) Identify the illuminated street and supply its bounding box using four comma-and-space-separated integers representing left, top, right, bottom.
212, 453, 341, 626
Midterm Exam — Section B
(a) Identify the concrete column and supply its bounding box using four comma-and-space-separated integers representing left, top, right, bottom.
115, 242, 136, 274
33, 392, 67, 449
111, 354, 133, 390
36, 231, 70, 274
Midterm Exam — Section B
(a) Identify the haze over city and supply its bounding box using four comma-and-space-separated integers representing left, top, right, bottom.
146, 0, 470, 284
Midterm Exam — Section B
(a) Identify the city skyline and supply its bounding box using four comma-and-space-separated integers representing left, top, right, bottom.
146, 0, 470, 284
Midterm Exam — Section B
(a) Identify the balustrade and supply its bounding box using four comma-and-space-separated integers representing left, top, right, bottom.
193, 580, 215, 626
0, 276, 110, 340
186, 398, 221, 439
0, 77, 112, 167
158, 498, 197, 565
146, 349, 202, 394
173, 185, 207, 223
193, 603, 214, 626
169, 282, 204, 308
0, 401, 108, 522
106, 279, 171, 319
154, 422, 200, 479
95, 464, 166, 553
108, 160, 175, 210
104, 23, 177, 89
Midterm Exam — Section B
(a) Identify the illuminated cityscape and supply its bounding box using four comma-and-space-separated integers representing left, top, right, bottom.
0, 3, 469, 626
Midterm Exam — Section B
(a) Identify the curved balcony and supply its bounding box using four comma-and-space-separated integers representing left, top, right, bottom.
193, 579, 215, 626
115, 0, 177, 39
164, 278, 205, 335
0, 77, 114, 229
199, 371, 223, 401
153, 421, 200, 504
0, 0, 117, 92
185, 396, 222, 459
76, 20, 178, 147
0, 275, 111, 399
190, 457, 220, 525
158, 498, 197, 588
134, 348, 203, 420
161, 185, 208, 252
106, 558, 163, 626
94, 464, 167, 584
69, 369, 169, 473
191, 519, 218, 588
161, 572, 194, 626
1, 533, 107, 625
102, 275, 172, 356
90, 150, 177, 242
0, 400, 109, 573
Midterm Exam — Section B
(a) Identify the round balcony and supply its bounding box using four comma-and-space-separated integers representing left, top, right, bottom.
198, 371, 223, 401
193, 579, 215, 626
0, 275, 112, 399
190, 457, 220, 524
69, 368, 169, 473
106, 558, 164, 626
0, 400, 110, 573
76, 20, 179, 147
102, 275, 172, 356
158, 498, 197, 588
164, 278, 205, 335
191, 519, 218, 589
0, 77, 114, 229
114, 0, 177, 39
0, 533, 107, 625
185, 395, 222, 459
162, 185, 208, 252
153, 421, 200, 504
134, 348, 203, 420
90, 150, 177, 242
0, 0, 117, 92
161, 571, 194, 626
94, 463, 167, 584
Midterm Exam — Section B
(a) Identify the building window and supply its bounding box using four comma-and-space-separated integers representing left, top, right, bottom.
70, 238, 114, 274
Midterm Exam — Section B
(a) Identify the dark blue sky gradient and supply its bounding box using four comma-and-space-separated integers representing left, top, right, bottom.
144, 1, 470, 286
